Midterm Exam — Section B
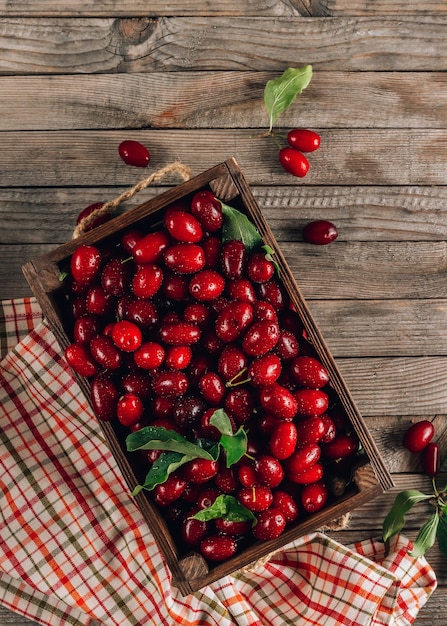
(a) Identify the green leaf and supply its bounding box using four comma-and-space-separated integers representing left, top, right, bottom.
264, 65, 313, 132
410, 513, 439, 557
126, 425, 214, 460
262, 244, 280, 276
436, 509, 447, 557
220, 426, 248, 467
190, 494, 256, 525
221, 202, 263, 251
210, 408, 234, 436
382, 490, 433, 543
131, 450, 191, 494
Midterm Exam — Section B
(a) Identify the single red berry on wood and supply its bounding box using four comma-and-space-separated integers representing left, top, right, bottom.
279, 147, 310, 178
303, 220, 338, 245
402, 420, 435, 453
118, 140, 150, 167
287, 128, 321, 152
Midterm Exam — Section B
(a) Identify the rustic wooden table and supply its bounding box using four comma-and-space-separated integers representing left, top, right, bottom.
1, 2, 446, 624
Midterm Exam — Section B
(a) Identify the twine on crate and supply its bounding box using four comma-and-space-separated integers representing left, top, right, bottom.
73, 162, 192, 239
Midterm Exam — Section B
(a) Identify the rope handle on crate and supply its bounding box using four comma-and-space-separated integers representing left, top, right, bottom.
73, 162, 192, 239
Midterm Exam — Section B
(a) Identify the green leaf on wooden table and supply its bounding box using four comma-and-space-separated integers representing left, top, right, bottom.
264, 65, 313, 133
436, 508, 447, 557
410, 512, 439, 557
190, 494, 256, 525
131, 450, 190, 494
382, 490, 433, 543
126, 425, 215, 460
221, 202, 263, 251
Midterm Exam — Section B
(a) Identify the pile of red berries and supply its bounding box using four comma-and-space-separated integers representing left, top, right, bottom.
63, 189, 360, 564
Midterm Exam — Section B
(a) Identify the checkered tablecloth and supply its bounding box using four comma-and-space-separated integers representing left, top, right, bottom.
0, 298, 437, 626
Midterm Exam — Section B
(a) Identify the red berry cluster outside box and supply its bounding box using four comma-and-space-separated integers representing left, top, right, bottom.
23, 157, 393, 595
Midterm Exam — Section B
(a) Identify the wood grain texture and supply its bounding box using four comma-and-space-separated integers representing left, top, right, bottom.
3, 186, 447, 244
2, 71, 447, 130
1, 17, 447, 74
1, 0, 447, 17
1, 129, 447, 187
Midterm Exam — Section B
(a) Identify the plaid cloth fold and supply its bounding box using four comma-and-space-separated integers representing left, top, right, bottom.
0, 298, 437, 626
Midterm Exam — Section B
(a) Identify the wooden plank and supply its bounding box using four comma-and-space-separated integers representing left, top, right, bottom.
2, 71, 447, 131
1, 129, 447, 187
1, 17, 447, 74
336, 356, 447, 416
308, 299, 447, 357
0, 1, 307, 18
1, 0, 447, 18
319, 0, 447, 17
3, 186, 447, 244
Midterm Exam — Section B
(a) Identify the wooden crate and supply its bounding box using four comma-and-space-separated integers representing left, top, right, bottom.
23, 157, 394, 595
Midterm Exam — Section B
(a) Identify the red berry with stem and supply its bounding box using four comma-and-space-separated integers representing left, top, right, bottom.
118, 139, 150, 167
238, 485, 273, 512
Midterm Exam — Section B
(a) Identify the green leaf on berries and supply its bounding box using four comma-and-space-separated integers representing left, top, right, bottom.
220, 202, 263, 252
382, 490, 433, 543
264, 65, 313, 133
191, 494, 256, 525
126, 425, 215, 460
220, 426, 248, 467
410, 512, 439, 557
262, 244, 280, 275
132, 450, 189, 494
210, 408, 234, 436
209, 409, 248, 466
436, 509, 447, 557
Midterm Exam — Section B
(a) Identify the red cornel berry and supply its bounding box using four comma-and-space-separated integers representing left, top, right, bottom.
118, 140, 150, 168
303, 220, 338, 245
402, 420, 435, 453
279, 147, 310, 178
